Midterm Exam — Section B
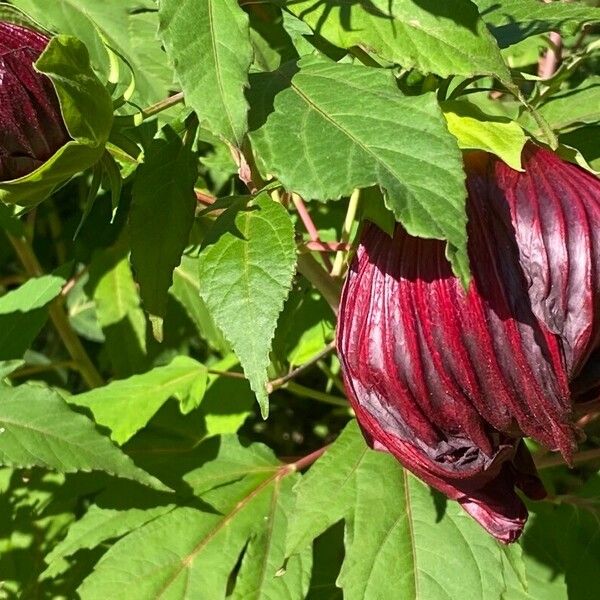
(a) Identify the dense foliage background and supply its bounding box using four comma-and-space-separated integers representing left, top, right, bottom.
0, 0, 600, 598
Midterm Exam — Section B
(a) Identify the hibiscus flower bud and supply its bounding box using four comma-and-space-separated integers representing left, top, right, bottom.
0, 21, 70, 182
337, 144, 600, 542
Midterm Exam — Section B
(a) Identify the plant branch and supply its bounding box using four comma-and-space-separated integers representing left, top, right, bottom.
538, 31, 563, 80
10, 360, 77, 379
535, 447, 600, 469
331, 188, 360, 277
293, 193, 333, 270
303, 241, 352, 253
288, 445, 330, 472
141, 92, 184, 119
297, 252, 342, 314
7, 233, 104, 389
286, 381, 348, 408
267, 341, 336, 393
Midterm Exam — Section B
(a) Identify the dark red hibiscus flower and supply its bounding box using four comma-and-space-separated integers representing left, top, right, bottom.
0, 21, 69, 181
337, 144, 600, 542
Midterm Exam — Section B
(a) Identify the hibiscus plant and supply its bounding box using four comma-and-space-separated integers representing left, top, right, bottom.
0, 0, 600, 598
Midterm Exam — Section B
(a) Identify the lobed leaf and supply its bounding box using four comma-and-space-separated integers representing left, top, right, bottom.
287, 421, 526, 600
77, 437, 309, 599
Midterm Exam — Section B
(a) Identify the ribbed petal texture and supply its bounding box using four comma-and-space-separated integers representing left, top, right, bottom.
337, 144, 600, 542
0, 21, 69, 181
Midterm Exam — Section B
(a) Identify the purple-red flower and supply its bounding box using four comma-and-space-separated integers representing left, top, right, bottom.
337, 144, 600, 542
0, 21, 69, 181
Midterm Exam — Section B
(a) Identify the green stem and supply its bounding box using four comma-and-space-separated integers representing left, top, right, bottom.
8, 234, 104, 389
141, 91, 184, 119
535, 447, 600, 469
331, 189, 360, 277
297, 253, 342, 314
286, 381, 348, 408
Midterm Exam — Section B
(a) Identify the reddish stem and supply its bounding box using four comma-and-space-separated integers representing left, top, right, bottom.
281, 445, 330, 472
196, 190, 216, 206
304, 241, 352, 252
292, 194, 334, 270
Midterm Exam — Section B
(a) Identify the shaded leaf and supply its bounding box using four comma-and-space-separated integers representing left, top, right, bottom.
90, 250, 148, 378
0, 274, 66, 361
171, 254, 230, 354
130, 126, 197, 328
473, 0, 600, 47
42, 482, 175, 579
537, 78, 600, 132
0, 274, 64, 315
0, 384, 167, 490
12, 0, 172, 105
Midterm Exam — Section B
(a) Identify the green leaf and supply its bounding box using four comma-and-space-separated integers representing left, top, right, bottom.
42, 483, 175, 580
231, 477, 312, 600
171, 255, 230, 354
250, 57, 468, 282
12, 0, 173, 105
473, 0, 600, 47
306, 523, 344, 600
273, 287, 334, 368
503, 493, 600, 599
0, 36, 113, 207
285, 0, 510, 80
66, 274, 105, 343
0, 274, 65, 314
560, 125, 600, 171
130, 126, 197, 329
158, 0, 253, 145
443, 99, 527, 170
0, 274, 66, 361
77, 437, 309, 599
0, 202, 24, 235
0, 361, 24, 381
89, 249, 148, 378
536, 78, 600, 132
0, 384, 167, 490
287, 420, 525, 600
68, 356, 208, 445
197, 194, 297, 417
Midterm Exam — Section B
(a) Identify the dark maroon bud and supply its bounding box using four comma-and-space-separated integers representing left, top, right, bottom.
0, 21, 70, 181
490, 145, 600, 380
337, 144, 600, 542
